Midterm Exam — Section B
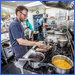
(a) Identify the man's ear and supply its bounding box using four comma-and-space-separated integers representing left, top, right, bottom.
17, 11, 20, 16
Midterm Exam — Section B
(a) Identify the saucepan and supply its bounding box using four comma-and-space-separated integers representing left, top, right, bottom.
57, 37, 68, 47
19, 51, 45, 68
52, 55, 73, 74
28, 52, 45, 68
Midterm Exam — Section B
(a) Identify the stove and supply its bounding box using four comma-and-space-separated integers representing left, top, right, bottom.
23, 61, 55, 74
23, 41, 74, 74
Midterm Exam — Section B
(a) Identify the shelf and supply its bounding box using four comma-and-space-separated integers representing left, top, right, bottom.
1, 31, 9, 34
1, 39, 10, 44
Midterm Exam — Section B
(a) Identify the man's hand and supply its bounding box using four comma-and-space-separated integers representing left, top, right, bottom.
35, 42, 45, 48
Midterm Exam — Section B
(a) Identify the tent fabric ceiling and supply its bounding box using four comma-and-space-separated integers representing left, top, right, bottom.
1, 1, 35, 7
1, 1, 47, 11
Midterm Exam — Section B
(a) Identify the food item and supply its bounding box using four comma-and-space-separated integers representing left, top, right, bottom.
36, 48, 46, 52
36, 46, 52, 52
39, 45, 47, 49
58, 38, 67, 42
28, 53, 43, 62
53, 59, 72, 69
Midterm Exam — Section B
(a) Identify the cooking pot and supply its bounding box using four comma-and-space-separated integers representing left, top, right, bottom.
28, 52, 45, 62
51, 55, 73, 74
57, 38, 68, 47
28, 52, 45, 68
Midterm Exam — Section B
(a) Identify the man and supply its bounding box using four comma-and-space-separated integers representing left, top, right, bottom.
9, 6, 45, 58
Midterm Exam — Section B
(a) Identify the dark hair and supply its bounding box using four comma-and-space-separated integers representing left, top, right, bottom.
16, 5, 28, 15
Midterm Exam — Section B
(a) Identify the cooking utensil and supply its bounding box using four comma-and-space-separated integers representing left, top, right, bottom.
19, 58, 42, 62
57, 38, 68, 47
52, 55, 73, 74
27, 52, 45, 68
28, 52, 45, 62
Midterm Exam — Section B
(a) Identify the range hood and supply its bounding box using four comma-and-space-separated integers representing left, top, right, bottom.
41, 1, 74, 10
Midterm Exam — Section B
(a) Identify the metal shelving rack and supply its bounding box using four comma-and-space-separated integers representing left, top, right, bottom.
1, 17, 14, 64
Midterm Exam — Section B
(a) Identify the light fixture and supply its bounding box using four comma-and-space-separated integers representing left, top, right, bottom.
45, 6, 50, 8
11, 1, 16, 2
24, 1, 42, 7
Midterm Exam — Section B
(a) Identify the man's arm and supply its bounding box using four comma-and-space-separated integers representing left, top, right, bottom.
10, 24, 44, 47
17, 38, 44, 47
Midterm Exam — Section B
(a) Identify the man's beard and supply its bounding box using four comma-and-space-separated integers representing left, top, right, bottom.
20, 18, 24, 22
20, 16, 25, 22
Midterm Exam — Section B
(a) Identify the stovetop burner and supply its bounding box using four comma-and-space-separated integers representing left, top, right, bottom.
23, 61, 54, 74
